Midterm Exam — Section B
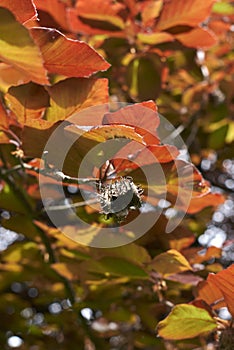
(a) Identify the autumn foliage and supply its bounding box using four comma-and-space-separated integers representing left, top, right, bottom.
0, 1, 233, 349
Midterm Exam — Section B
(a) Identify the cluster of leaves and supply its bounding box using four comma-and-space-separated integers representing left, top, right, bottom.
0, 1, 233, 349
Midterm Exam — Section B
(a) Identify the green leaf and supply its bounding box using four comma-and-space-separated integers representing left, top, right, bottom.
0, 183, 30, 214
127, 55, 162, 101
95, 243, 152, 265
157, 304, 217, 340
208, 124, 228, 149
80, 256, 148, 280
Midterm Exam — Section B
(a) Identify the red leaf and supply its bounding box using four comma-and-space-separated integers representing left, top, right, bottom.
111, 141, 179, 173
156, 0, 216, 30
103, 101, 160, 144
161, 160, 210, 208
187, 192, 225, 214
67, 8, 113, 35
0, 0, 37, 24
30, 27, 110, 78
175, 27, 217, 49
33, 0, 70, 31
75, 0, 125, 29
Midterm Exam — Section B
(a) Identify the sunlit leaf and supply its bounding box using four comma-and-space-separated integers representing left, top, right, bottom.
212, 2, 234, 15
175, 27, 217, 49
52, 262, 80, 281
148, 249, 192, 277
5, 82, 50, 123
141, 0, 163, 26
3, 242, 39, 263
138, 32, 174, 45
0, 0, 37, 24
103, 101, 160, 144
157, 304, 217, 340
30, 27, 110, 78
45, 78, 109, 122
156, 0, 216, 30
75, 0, 125, 30
0, 63, 31, 92
65, 124, 144, 144
0, 8, 48, 85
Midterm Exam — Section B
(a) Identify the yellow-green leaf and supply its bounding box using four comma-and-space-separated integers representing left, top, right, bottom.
148, 249, 192, 277
157, 304, 217, 340
0, 8, 48, 85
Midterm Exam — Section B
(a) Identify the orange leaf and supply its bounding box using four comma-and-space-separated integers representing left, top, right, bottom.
161, 160, 210, 209
175, 27, 217, 49
208, 265, 234, 317
0, 100, 9, 129
5, 82, 50, 124
196, 279, 226, 310
156, 0, 216, 30
75, 0, 125, 29
30, 27, 110, 78
45, 78, 109, 122
34, 0, 70, 31
65, 124, 144, 144
0, 63, 31, 92
187, 192, 225, 214
141, 0, 163, 26
0, 0, 37, 24
183, 246, 222, 265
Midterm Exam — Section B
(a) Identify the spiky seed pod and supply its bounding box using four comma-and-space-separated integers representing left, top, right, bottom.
96, 176, 143, 222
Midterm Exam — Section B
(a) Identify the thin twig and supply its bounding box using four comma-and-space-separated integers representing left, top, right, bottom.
3, 162, 99, 184
44, 198, 99, 212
